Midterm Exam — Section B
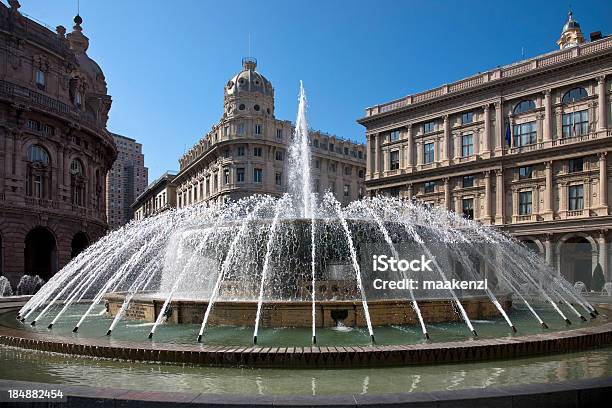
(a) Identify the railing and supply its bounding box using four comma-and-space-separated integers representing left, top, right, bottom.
368, 36, 612, 117
0, 79, 102, 131
567, 210, 584, 217
24, 197, 57, 208
516, 214, 533, 222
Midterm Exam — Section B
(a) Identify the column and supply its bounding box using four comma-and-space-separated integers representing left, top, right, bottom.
483, 171, 491, 223
511, 186, 519, 218
382, 147, 389, 174
443, 115, 450, 163
495, 169, 504, 224
454, 134, 461, 160
366, 134, 373, 177
399, 144, 405, 170
444, 177, 451, 211
600, 152, 608, 214
494, 101, 503, 154
416, 140, 423, 167
406, 183, 413, 200
482, 104, 491, 156
509, 116, 515, 148
406, 124, 414, 170
473, 130, 480, 156
599, 231, 609, 281
556, 107, 563, 139
374, 133, 381, 176
543, 161, 554, 220
544, 235, 553, 266
598, 76, 607, 131
559, 182, 568, 215
543, 90, 552, 143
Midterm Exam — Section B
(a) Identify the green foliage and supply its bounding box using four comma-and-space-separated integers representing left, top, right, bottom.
592, 263, 605, 292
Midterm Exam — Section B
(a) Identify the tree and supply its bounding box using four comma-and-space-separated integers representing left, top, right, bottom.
592, 263, 605, 292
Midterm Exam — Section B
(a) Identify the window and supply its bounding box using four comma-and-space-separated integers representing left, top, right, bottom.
237, 123, 245, 135
224, 126, 229, 137
70, 159, 83, 175
315, 160, 320, 169
344, 147, 349, 155
254, 104, 260, 111
253, 147, 262, 157
276, 129, 283, 140
461, 112, 473, 124
390, 130, 400, 141
70, 159, 84, 206
390, 150, 400, 170
224, 149, 230, 158
513, 122, 537, 146
519, 166, 533, 179
462, 198, 474, 219
237, 168, 245, 183
314, 179, 320, 193
463, 175, 474, 188
329, 143, 335, 152
329, 163, 337, 172
424, 121, 436, 133
35, 70, 45, 90
313, 139, 319, 148
424, 142, 434, 163
562, 87, 588, 104
513, 100, 536, 114
253, 168, 263, 183
519, 191, 532, 215
237, 146, 245, 156
358, 169, 364, 178
562, 110, 588, 137
75, 92, 82, 108
239, 104, 245, 110
461, 134, 473, 157
275, 151, 284, 161
27, 119, 41, 131
27, 145, 49, 164
344, 166, 352, 175
424, 181, 436, 193
358, 151, 363, 159
343, 184, 350, 197
224, 169, 230, 185
569, 185, 584, 210
41, 124, 54, 136
569, 157, 584, 173
254, 124, 262, 135
275, 172, 282, 186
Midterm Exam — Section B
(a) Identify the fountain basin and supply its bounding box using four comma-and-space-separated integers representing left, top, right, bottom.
104, 292, 511, 327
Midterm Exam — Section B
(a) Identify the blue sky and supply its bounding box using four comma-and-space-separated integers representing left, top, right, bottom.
15, 0, 612, 180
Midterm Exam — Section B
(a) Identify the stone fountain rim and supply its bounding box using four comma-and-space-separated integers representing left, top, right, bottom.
0, 306, 611, 368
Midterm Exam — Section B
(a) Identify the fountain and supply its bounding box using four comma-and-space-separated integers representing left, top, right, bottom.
2, 83, 609, 373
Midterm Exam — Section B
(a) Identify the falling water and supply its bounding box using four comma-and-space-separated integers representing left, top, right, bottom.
287, 81, 312, 218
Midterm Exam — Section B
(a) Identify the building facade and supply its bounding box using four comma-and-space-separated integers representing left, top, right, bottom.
0, 2, 116, 286
175, 58, 366, 208
359, 13, 612, 287
106, 133, 147, 228
132, 171, 177, 221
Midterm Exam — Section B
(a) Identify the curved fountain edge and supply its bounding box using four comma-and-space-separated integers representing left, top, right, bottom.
1, 306, 612, 368
0, 376, 611, 407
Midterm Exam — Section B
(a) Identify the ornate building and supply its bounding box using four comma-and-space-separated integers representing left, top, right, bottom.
359, 12, 612, 287
0, 2, 116, 286
106, 133, 147, 229
175, 58, 366, 207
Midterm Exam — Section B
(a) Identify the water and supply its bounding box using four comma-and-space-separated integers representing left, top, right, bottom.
17, 82, 597, 346
0, 276, 12, 297
0, 343, 610, 395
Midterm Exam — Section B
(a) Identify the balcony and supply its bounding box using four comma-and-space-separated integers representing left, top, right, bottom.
24, 197, 57, 208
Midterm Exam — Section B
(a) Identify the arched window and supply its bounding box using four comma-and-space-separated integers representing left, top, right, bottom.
26, 145, 50, 199
70, 159, 85, 207
513, 100, 536, 115
562, 87, 588, 104
27, 145, 49, 164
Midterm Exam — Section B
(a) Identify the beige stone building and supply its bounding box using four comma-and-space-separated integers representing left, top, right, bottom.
358, 12, 612, 287
175, 58, 366, 207
0, 2, 116, 286
132, 171, 177, 221
106, 133, 148, 228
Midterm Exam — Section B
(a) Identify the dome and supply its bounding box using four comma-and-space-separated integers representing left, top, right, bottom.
225, 58, 273, 97
562, 11, 580, 33
67, 15, 107, 94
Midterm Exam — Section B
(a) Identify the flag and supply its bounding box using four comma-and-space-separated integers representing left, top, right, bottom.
505, 120, 511, 147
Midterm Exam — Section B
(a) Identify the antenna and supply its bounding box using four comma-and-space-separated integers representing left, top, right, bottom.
77, 0, 80, 15
521, 46, 525, 59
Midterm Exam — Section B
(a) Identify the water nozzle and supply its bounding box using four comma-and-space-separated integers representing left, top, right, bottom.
148, 332, 153, 339
72, 326, 79, 333
589, 312, 596, 319
253, 335, 258, 345
580, 315, 587, 322
424, 332, 430, 340
565, 318, 572, 325
106, 329, 112, 336
197, 335, 202, 343
593, 309, 600, 316
511, 325, 517, 333
47, 323, 53, 330
471, 330, 478, 337
541, 322, 549, 329
370, 334, 375, 343
312, 335, 316, 344
30, 320, 36, 326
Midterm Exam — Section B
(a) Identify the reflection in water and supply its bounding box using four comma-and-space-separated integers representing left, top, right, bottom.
0, 345, 611, 396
